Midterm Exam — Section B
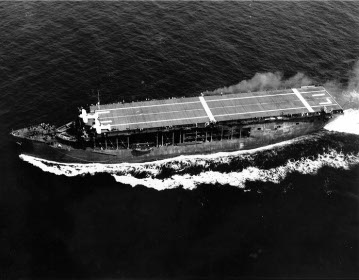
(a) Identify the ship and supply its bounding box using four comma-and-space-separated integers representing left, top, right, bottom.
11, 86, 343, 164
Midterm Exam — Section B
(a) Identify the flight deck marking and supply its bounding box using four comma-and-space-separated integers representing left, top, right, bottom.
214, 104, 339, 118
296, 90, 325, 94
100, 108, 205, 120
99, 99, 301, 121
311, 104, 337, 108
96, 92, 296, 113
97, 111, 110, 114
292, 88, 314, 112
205, 92, 295, 103
199, 96, 216, 122
110, 115, 209, 127
319, 98, 333, 105
312, 93, 326, 97
94, 89, 331, 114
95, 100, 201, 112
323, 89, 341, 106
107, 103, 339, 129
214, 106, 307, 118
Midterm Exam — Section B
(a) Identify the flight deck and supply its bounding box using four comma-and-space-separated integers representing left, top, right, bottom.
90, 86, 342, 131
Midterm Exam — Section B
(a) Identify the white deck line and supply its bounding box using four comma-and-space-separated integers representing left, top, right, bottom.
96, 91, 296, 113
205, 92, 295, 103
100, 120, 112, 124
94, 88, 328, 113
323, 89, 342, 107
108, 103, 340, 129
97, 111, 110, 114
99, 99, 298, 121
199, 96, 216, 122
95, 100, 201, 112
296, 90, 325, 94
210, 99, 304, 110
213, 103, 339, 118
100, 108, 204, 120
312, 93, 326, 97
311, 104, 337, 108
292, 88, 314, 112
319, 98, 333, 105
110, 115, 209, 127
214, 106, 307, 118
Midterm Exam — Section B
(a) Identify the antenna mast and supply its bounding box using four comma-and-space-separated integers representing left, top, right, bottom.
97, 89, 100, 109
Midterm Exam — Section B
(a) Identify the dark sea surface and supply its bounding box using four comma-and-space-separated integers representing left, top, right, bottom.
1, 1, 359, 278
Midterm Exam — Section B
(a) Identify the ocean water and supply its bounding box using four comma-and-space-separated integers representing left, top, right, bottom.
1, 1, 359, 278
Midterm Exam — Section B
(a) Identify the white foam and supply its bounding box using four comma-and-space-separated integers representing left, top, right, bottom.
325, 109, 359, 135
113, 150, 359, 190
20, 149, 359, 191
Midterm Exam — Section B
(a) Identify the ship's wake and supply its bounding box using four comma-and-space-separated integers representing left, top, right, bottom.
324, 108, 359, 135
19, 109, 359, 190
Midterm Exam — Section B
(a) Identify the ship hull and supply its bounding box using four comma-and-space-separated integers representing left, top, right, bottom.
15, 117, 337, 164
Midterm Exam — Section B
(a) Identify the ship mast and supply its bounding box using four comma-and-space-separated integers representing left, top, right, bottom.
97, 89, 100, 109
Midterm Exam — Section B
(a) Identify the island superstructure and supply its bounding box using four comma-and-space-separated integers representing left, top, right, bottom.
11, 86, 343, 163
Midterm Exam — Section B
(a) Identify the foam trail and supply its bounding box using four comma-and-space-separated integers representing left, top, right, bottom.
325, 109, 359, 135
113, 150, 359, 190
19, 149, 359, 191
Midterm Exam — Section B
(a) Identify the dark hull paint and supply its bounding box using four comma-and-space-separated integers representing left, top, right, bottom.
16, 118, 336, 164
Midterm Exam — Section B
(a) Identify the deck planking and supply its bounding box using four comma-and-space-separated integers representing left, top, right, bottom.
89, 86, 342, 131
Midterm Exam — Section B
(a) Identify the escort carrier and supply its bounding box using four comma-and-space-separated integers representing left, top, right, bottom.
11, 86, 343, 163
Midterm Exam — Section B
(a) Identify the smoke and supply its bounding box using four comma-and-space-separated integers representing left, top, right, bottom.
206, 60, 359, 109
348, 60, 359, 92
206, 72, 313, 95
324, 60, 359, 109
343, 60, 359, 107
